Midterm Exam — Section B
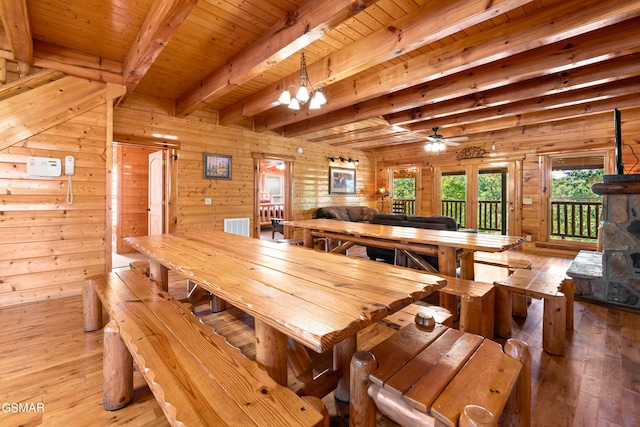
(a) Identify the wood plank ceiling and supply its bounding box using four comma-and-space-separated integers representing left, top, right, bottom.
0, 0, 639, 150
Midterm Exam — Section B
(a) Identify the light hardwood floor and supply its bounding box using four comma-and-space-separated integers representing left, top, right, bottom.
0, 250, 639, 427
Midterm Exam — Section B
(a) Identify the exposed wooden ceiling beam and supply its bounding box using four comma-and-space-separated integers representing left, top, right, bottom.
0, 69, 63, 101
268, 0, 640, 135
0, 0, 32, 63
175, 0, 380, 118
408, 77, 640, 134
218, 0, 531, 126
32, 41, 123, 83
122, 0, 197, 94
448, 93, 640, 137
279, 19, 640, 138
387, 54, 640, 129
0, 76, 109, 150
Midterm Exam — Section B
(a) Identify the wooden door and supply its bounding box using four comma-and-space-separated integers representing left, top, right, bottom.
148, 150, 165, 235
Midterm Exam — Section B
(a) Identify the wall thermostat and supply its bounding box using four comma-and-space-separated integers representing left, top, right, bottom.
27, 157, 62, 177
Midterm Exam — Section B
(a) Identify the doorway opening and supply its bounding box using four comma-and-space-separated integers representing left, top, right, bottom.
390, 167, 418, 215
111, 142, 173, 270
254, 155, 294, 240
547, 154, 604, 243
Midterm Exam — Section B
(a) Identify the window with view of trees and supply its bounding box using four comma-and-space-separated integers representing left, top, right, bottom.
549, 155, 604, 242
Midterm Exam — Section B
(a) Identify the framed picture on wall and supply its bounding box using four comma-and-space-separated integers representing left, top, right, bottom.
204, 153, 232, 179
329, 166, 356, 194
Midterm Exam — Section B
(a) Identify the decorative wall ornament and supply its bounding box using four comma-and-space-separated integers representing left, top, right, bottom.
456, 146, 490, 160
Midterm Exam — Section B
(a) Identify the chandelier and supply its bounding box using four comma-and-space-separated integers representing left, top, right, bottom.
278, 53, 327, 110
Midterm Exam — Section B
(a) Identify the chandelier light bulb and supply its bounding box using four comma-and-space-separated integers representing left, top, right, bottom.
309, 95, 321, 109
296, 85, 309, 103
278, 89, 291, 105
314, 90, 327, 105
288, 98, 300, 110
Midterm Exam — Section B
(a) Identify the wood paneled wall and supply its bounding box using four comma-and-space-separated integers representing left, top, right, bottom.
0, 106, 110, 307
114, 94, 376, 236
375, 107, 640, 250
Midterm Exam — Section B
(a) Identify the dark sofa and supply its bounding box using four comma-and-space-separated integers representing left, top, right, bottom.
314, 206, 378, 222
365, 214, 461, 270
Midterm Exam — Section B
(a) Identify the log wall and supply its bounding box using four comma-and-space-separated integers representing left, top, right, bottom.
0, 106, 110, 306
114, 94, 375, 236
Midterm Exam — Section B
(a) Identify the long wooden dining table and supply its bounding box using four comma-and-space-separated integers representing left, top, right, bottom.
124, 231, 445, 402
283, 218, 527, 280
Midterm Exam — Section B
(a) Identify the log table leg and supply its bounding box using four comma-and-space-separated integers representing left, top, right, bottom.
83, 279, 102, 332
103, 320, 133, 411
303, 228, 314, 249
542, 293, 566, 356
254, 319, 288, 386
333, 335, 357, 402
149, 260, 169, 292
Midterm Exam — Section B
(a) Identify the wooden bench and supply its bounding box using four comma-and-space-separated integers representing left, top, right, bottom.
349, 322, 531, 427
83, 270, 325, 426
378, 301, 453, 330
435, 275, 495, 339
494, 269, 573, 356
475, 251, 533, 317
474, 251, 532, 274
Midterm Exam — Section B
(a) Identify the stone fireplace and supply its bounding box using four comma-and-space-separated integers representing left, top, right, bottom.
567, 181, 640, 311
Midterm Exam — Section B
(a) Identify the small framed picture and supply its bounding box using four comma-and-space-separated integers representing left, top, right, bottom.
329, 166, 356, 194
204, 153, 232, 180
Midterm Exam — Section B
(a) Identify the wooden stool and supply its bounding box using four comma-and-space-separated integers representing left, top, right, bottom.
494, 270, 571, 356
349, 322, 531, 427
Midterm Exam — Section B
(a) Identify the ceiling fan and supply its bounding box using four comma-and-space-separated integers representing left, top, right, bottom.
424, 127, 469, 151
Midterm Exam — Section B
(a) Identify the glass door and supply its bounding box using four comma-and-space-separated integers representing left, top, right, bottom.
436, 161, 520, 234
390, 167, 418, 215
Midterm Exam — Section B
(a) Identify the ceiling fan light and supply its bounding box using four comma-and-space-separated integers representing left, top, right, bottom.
278, 89, 291, 105
296, 85, 309, 103
438, 142, 446, 151
288, 98, 300, 110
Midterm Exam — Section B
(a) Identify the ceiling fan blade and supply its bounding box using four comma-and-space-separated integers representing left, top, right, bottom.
444, 141, 461, 146
444, 136, 470, 143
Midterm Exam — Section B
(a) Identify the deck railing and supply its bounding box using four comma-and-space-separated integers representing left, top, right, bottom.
259, 203, 284, 225
392, 199, 416, 215
441, 199, 466, 228
550, 198, 601, 240
441, 199, 503, 232
442, 198, 601, 239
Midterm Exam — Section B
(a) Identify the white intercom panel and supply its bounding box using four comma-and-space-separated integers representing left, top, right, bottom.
65, 155, 75, 175
27, 157, 62, 177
